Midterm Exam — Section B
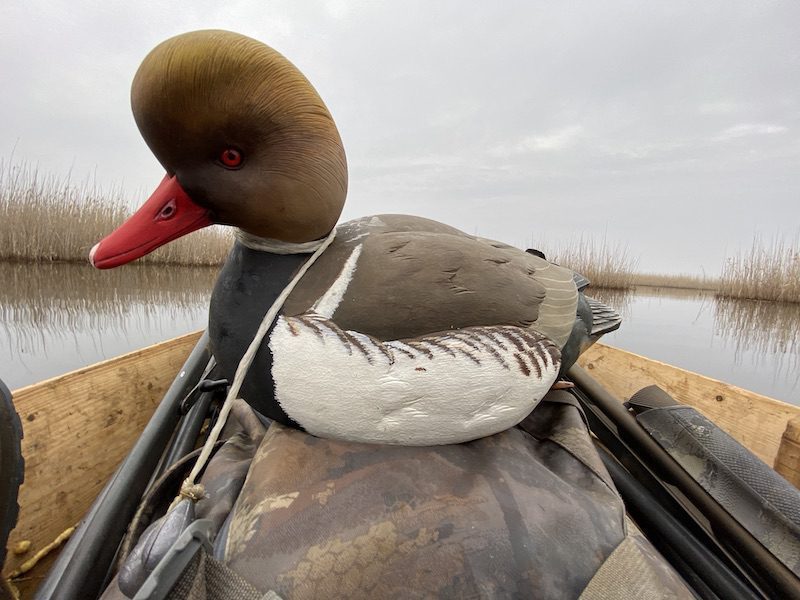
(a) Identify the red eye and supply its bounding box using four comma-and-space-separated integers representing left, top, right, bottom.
220, 148, 243, 168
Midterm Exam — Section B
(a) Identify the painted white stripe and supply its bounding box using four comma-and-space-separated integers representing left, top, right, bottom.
312, 244, 363, 318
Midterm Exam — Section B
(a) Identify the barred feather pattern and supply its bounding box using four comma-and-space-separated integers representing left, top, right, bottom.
270, 313, 561, 445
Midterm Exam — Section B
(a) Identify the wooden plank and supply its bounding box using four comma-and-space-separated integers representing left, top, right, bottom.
775, 416, 800, 488
4, 330, 202, 584
578, 343, 800, 468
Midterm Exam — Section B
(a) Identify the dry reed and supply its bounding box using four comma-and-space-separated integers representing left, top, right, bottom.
719, 236, 800, 303
544, 236, 638, 290
0, 159, 232, 265
630, 272, 718, 291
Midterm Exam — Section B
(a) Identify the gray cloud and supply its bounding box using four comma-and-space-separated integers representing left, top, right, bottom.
3, 0, 799, 274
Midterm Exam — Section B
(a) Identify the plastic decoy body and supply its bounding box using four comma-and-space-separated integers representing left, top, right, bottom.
91, 30, 620, 445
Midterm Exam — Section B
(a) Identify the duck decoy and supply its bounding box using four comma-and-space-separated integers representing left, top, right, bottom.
90, 29, 620, 445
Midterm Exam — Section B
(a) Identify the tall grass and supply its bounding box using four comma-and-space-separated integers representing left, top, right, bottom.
545, 236, 639, 290
0, 160, 232, 265
719, 236, 800, 303
630, 272, 718, 291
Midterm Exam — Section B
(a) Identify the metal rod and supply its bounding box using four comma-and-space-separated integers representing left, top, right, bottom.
36, 332, 211, 600
596, 443, 761, 600
568, 364, 800, 599
144, 364, 220, 494
159, 391, 214, 475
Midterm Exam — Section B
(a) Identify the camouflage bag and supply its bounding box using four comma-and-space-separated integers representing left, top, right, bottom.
104, 391, 691, 599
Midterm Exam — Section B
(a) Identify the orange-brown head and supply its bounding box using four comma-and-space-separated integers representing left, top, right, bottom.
91, 30, 347, 268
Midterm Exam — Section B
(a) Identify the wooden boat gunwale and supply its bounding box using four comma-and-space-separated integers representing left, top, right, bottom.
3, 330, 204, 592
577, 342, 800, 481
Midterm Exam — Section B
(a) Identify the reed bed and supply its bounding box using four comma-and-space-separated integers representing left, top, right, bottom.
546, 236, 639, 290
719, 237, 800, 303
630, 272, 719, 291
0, 160, 232, 265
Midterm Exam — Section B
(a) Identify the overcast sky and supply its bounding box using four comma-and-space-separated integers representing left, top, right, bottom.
2, 1, 798, 274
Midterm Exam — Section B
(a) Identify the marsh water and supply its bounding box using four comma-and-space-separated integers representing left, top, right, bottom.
1, 263, 799, 405
1, 262, 215, 390
590, 286, 800, 405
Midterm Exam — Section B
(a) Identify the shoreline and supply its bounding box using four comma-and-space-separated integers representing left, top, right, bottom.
3, 258, 799, 304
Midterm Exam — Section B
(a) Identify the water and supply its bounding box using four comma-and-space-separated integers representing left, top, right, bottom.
591, 286, 800, 405
2, 265, 799, 406
0, 262, 216, 390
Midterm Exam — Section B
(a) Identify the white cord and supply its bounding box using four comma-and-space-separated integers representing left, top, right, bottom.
235, 229, 331, 254
172, 227, 337, 508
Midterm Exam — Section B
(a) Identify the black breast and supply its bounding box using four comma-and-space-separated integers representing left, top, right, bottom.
209, 242, 309, 426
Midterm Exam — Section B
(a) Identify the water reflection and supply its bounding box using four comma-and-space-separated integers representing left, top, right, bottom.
1, 262, 217, 389
2, 265, 799, 403
590, 285, 800, 404
589, 285, 715, 321
714, 297, 800, 384
585, 286, 634, 321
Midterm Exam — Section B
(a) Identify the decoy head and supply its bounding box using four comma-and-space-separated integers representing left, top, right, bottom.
90, 30, 347, 268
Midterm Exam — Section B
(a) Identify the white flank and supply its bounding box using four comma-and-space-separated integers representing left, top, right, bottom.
312, 244, 363, 318
270, 316, 560, 445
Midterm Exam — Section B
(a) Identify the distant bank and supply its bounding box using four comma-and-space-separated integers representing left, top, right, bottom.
2, 160, 797, 303
548, 232, 799, 303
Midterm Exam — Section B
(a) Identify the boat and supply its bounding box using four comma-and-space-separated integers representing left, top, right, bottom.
2, 332, 799, 598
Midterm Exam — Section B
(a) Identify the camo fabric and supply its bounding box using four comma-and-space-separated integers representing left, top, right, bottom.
224, 394, 629, 598
579, 520, 693, 599
196, 399, 268, 535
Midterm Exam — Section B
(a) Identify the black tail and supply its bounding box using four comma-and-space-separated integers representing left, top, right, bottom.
586, 296, 622, 337
558, 273, 622, 375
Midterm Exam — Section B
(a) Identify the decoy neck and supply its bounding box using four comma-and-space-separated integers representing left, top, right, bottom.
91, 29, 347, 269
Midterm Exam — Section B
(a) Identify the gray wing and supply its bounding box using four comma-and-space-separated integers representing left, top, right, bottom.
311, 229, 578, 346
